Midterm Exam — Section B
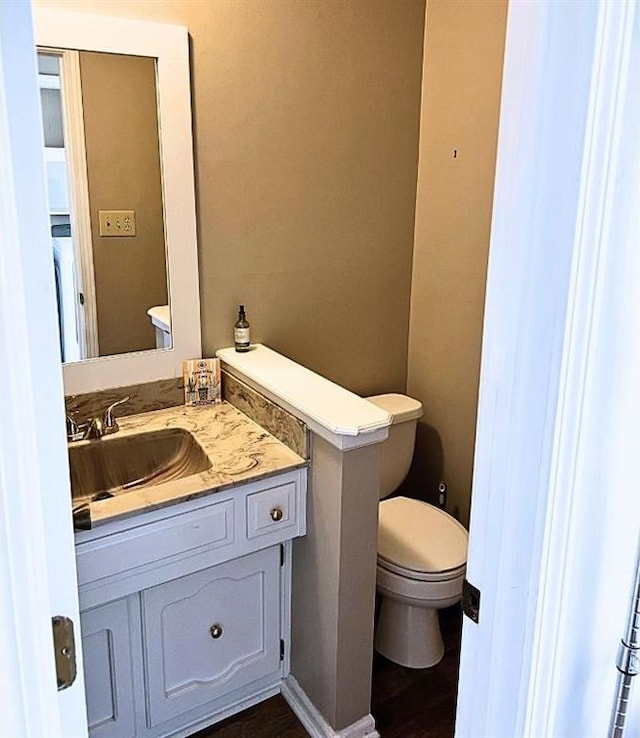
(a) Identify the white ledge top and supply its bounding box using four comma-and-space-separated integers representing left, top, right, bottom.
217, 345, 391, 449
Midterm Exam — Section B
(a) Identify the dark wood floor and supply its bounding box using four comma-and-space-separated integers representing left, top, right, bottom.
371, 606, 462, 738
192, 606, 462, 737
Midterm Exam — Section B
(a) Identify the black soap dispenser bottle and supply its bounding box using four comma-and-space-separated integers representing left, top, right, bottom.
234, 305, 251, 352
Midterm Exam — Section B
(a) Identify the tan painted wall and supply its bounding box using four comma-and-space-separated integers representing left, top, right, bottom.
407, 0, 508, 526
39, 0, 508, 528
38, 0, 425, 393
80, 51, 167, 356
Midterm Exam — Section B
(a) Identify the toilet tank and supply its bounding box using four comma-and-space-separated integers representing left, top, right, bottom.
366, 394, 423, 500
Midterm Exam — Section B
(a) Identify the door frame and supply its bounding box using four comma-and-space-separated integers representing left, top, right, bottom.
2, 0, 638, 735
38, 45, 99, 360
0, 1, 88, 735
57, 46, 99, 359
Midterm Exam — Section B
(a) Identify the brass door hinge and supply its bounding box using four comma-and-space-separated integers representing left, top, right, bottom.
52, 616, 77, 690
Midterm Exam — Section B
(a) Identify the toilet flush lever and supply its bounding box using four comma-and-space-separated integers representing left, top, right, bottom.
462, 579, 481, 624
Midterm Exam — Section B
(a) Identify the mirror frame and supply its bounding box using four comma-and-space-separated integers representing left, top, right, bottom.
34, 8, 201, 394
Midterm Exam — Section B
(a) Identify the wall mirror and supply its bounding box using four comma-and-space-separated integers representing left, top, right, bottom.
34, 8, 201, 394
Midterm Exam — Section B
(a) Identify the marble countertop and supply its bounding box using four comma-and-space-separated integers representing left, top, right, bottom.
72, 401, 307, 528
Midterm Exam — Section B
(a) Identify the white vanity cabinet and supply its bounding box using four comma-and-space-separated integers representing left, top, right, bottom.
143, 547, 281, 727
75, 467, 306, 738
81, 597, 138, 738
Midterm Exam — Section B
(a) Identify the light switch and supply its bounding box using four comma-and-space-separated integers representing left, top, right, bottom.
98, 210, 136, 237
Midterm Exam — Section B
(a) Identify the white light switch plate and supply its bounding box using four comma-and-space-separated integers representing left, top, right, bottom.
98, 210, 136, 237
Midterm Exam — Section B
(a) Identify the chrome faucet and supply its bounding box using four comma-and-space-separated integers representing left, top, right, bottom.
66, 413, 85, 442
101, 397, 129, 435
67, 397, 129, 441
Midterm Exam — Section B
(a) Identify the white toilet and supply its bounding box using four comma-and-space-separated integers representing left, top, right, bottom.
367, 393, 468, 669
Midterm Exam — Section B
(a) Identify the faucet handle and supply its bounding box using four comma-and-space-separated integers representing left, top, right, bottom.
103, 396, 129, 432
66, 412, 86, 442
89, 416, 104, 438
66, 413, 80, 438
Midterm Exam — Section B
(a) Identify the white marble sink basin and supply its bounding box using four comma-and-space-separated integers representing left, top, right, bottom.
69, 427, 211, 503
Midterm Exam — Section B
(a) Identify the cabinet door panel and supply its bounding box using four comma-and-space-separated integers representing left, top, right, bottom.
143, 548, 280, 726
81, 598, 136, 738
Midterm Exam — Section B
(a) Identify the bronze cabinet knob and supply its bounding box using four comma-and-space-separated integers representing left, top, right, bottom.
270, 507, 284, 522
209, 623, 223, 639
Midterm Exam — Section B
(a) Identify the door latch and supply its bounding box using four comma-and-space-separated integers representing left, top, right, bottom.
462, 578, 481, 624
51, 616, 77, 690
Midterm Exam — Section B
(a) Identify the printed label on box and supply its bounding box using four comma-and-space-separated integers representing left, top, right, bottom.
183, 358, 221, 405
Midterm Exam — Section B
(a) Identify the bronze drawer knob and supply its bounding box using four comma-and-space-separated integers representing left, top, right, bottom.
270, 507, 284, 522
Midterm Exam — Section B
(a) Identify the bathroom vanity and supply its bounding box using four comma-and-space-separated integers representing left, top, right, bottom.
72, 402, 307, 738
28, 6, 391, 736
32, 5, 391, 731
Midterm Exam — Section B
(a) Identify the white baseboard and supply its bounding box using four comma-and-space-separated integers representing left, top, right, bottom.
281, 676, 380, 738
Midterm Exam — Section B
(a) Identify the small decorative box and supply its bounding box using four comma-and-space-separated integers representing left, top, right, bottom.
183, 358, 221, 405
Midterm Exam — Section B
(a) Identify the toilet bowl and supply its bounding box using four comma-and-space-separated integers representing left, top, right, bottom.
367, 394, 469, 669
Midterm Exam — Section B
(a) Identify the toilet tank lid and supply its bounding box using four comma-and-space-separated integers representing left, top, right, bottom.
367, 393, 423, 424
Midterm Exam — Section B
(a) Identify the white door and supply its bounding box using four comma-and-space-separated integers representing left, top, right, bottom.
0, 1, 88, 735
455, 1, 640, 736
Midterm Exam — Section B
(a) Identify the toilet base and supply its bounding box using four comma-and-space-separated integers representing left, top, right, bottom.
374, 597, 444, 668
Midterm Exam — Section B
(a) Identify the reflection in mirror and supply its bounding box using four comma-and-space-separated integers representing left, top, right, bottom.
34, 8, 200, 394
38, 47, 170, 363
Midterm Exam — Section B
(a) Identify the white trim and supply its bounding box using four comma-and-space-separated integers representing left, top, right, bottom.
218, 345, 390, 450
525, 0, 640, 734
281, 676, 379, 738
34, 9, 201, 393
0, 1, 87, 733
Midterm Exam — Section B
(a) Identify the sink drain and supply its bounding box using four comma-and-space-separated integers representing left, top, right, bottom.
92, 491, 115, 502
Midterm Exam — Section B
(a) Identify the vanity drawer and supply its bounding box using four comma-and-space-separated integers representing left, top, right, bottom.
246, 480, 298, 541
76, 499, 235, 587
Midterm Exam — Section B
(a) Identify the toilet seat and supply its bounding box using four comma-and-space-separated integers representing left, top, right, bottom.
378, 496, 468, 578
377, 556, 466, 583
